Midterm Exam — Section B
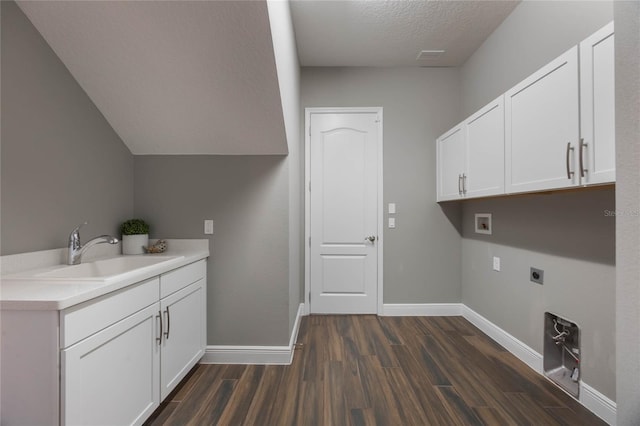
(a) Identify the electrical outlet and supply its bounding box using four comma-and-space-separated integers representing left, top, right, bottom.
492, 256, 501, 272
530, 267, 544, 284
388, 217, 396, 228
388, 203, 396, 214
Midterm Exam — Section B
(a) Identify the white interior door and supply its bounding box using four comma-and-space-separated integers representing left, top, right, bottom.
308, 110, 381, 314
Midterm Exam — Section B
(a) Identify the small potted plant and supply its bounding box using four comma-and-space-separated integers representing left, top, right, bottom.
120, 219, 150, 255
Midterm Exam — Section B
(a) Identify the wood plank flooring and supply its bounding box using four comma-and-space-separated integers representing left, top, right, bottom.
145, 315, 606, 425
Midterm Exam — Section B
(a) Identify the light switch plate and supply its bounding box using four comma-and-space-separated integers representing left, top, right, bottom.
493, 256, 501, 272
388, 217, 396, 228
204, 220, 214, 235
388, 203, 396, 214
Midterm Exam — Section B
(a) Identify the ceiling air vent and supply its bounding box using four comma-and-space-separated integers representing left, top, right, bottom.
417, 50, 445, 60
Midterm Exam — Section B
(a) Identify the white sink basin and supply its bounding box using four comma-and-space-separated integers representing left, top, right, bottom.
6, 255, 184, 281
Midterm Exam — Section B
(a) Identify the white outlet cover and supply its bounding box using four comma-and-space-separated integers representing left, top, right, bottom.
388, 217, 396, 228
492, 256, 501, 271
204, 220, 214, 235
388, 203, 396, 214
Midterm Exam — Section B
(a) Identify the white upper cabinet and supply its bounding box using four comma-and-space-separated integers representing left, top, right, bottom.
436, 123, 466, 201
465, 96, 505, 198
436, 96, 505, 201
505, 46, 580, 194
436, 23, 615, 201
580, 22, 615, 185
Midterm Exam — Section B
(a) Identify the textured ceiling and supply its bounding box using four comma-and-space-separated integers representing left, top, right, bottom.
17, 1, 288, 155
290, 0, 520, 67
16, 1, 521, 155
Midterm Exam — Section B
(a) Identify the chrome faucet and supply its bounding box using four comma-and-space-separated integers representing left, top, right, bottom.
68, 222, 119, 265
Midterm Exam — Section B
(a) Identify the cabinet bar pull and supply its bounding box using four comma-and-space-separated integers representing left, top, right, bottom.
566, 142, 575, 180
164, 306, 171, 340
579, 138, 588, 178
458, 174, 462, 195
463, 174, 467, 195
156, 310, 163, 345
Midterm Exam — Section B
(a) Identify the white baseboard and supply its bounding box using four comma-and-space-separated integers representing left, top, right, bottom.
461, 305, 616, 425
381, 303, 462, 316
581, 382, 617, 426
461, 305, 543, 373
200, 303, 304, 365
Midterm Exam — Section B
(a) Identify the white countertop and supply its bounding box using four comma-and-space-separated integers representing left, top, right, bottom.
0, 239, 209, 311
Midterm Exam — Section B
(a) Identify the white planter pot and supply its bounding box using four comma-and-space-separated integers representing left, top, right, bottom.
121, 234, 149, 255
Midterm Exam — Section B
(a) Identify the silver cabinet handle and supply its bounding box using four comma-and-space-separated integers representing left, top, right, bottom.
458, 174, 462, 195
566, 142, 575, 180
156, 310, 163, 345
463, 174, 467, 195
579, 138, 587, 178
164, 306, 171, 340
365, 235, 376, 243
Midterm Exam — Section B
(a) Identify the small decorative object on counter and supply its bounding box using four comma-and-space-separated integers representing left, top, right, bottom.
144, 239, 168, 254
120, 218, 150, 255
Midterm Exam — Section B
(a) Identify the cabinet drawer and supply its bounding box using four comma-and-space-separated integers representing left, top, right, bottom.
60, 278, 160, 348
160, 260, 206, 298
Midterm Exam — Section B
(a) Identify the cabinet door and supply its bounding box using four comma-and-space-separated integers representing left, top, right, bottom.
505, 47, 580, 194
465, 96, 505, 198
62, 304, 160, 426
580, 22, 615, 185
160, 279, 206, 400
436, 124, 465, 201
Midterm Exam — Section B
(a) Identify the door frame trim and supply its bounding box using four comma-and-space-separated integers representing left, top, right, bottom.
304, 107, 384, 315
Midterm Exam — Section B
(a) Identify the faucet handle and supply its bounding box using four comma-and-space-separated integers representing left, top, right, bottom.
69, 222, 88, 248
71, 222, 88, 234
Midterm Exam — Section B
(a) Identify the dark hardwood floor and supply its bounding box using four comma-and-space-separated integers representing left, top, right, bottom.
145, 315, 606, 425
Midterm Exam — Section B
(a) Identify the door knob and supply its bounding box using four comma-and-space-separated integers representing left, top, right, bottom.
365, 235, 376, 243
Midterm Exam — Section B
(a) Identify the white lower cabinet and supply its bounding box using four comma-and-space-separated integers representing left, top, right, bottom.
160, 279, 206, 400
0, 259, 207, 426
62, 303, 160, 426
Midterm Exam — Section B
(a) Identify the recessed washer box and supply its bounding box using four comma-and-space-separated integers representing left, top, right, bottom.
474, 213, 492, 235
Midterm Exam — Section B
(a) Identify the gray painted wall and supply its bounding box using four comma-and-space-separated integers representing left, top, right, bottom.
461, 0, 614, 116
134, 156, 291, 346
614, 2, 640, 423
461, 189, 616, 399
302, 67, 463, 304
458, 0, 616, 401
266, 0, 303, 335
1, 1, 134, 255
